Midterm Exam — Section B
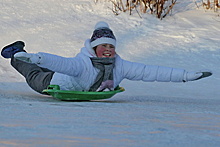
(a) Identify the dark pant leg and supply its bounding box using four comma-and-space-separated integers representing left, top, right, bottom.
11, 57, 54, 94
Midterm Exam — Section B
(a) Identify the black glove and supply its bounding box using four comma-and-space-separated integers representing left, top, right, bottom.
183, 70, 212, 82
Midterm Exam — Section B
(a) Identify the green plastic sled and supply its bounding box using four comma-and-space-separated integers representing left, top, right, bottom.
43, 85, 125, 101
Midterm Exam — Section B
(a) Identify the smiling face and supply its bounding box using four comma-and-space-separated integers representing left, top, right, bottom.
95, 44, 116, 58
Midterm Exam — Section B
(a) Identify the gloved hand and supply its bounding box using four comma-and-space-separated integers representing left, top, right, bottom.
14, 52, 41, 64
183, 70, 212, 82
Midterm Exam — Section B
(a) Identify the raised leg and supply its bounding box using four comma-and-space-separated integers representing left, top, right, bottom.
11, 57, 54, 94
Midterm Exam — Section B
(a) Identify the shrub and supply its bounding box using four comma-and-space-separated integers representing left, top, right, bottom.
96, 0, 178, 19
202, 0, 220, 11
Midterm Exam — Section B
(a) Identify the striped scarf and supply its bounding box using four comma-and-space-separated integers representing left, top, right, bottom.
89, 57, 115, 91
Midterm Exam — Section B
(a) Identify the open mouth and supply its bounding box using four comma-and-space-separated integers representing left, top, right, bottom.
103, 53, 111, 57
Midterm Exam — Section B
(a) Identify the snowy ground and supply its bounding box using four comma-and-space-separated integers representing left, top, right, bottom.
0, 0, 220, 146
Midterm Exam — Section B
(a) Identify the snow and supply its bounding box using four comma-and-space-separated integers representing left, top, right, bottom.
0, 0, 220, 146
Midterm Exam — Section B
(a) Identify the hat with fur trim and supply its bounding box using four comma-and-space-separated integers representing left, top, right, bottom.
90, 21, 116, 48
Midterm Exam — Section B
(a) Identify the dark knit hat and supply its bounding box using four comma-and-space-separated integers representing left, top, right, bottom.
90, 21, 116, 48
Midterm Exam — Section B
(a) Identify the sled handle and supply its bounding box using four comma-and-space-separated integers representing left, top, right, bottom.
47, 85, 60, 90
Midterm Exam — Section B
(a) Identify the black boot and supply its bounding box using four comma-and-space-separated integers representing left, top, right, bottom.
1, 41, 26, 58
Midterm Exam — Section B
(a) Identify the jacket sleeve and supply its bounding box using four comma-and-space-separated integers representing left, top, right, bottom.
37, 52, 84, 76
121, 59, 185, 82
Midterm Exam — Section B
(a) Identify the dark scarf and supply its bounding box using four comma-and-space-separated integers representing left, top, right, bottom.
89, 57, 115, 91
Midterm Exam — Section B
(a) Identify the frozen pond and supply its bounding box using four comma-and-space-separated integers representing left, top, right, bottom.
1, 90, 220, 146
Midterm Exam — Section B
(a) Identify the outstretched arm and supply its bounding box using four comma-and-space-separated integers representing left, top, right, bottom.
14, 52, 84, 76
121, 60, 212, 82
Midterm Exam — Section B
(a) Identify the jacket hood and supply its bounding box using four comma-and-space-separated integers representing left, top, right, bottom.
80, 39, 97, 57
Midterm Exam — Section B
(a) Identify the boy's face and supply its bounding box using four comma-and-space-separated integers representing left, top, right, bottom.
95, 44, 116, 58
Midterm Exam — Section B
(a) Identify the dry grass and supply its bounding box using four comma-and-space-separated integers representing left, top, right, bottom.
96, 0, 177, 19
95, 0, 220, 19
202, 0, 220, 11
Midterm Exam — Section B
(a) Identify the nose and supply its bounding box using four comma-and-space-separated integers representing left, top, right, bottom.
106, 47, 110, 51
105, 46, 110, 51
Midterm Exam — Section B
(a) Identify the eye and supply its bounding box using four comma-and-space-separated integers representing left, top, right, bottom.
110, 45, 115, 49
102, 44, 107, 47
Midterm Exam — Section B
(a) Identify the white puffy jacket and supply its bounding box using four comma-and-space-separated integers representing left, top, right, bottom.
38, 39, 185, 91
